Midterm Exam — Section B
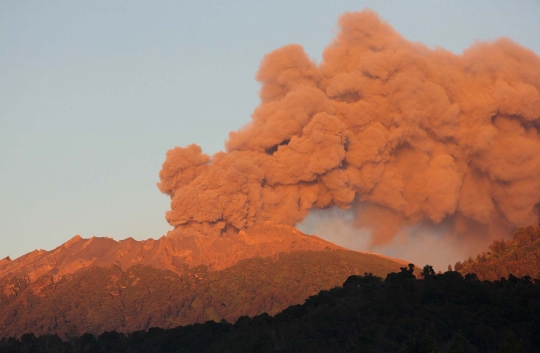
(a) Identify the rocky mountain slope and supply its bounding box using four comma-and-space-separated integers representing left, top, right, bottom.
0, 223, 408, 338
0, 222, 347, 283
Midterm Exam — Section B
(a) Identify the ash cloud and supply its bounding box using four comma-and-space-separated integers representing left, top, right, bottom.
158, 10, 540, 251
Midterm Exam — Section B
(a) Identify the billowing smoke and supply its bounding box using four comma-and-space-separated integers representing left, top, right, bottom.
158, 10, 540, 253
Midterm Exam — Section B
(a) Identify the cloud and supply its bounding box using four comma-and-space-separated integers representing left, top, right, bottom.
158, 10, 540, 251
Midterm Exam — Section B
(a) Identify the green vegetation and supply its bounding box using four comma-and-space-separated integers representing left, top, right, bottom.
1, 265, 539, 352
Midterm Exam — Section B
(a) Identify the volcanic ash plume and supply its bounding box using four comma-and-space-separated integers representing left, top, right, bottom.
158, 10, 540, 247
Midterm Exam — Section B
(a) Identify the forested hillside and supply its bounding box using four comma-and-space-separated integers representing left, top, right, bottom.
455, 222, 540, 280
2, 265, 539, 352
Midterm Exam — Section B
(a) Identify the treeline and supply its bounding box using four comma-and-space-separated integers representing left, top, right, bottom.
1, 265, 539, 353
455, 223, 540, 280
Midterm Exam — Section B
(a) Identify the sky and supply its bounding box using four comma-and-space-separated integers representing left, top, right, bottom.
1, 1, 540, 262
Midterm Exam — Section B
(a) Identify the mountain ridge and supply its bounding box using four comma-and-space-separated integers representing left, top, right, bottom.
0, 222, 368, 284
0, 223, 410, 338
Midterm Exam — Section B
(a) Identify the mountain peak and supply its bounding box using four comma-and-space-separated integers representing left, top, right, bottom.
63, 234, 84, 248
0, 223, 345, 283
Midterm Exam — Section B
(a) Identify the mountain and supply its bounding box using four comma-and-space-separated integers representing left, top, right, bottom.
455, 222, 540, 280
3, 268, 539, 353
0, 222, 347, 282
0, 223, 408, 338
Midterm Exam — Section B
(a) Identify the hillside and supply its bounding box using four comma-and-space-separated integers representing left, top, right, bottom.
0, 225, 407, 338
3, 267, 539, 353
455, 222, 540, 280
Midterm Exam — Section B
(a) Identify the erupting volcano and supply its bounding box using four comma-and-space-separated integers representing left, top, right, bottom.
1, 8, 540, 340
158, 10, 540, 258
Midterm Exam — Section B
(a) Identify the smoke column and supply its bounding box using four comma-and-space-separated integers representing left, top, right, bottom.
158, 10, 540, 257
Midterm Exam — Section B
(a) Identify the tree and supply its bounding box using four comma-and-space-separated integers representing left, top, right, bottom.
400, 325, 438, 353
499, 332, 525, 353
421, 265, 436, 279
98, 331, 127, 353
77, 333, 98, 353
445, 331, 477, 353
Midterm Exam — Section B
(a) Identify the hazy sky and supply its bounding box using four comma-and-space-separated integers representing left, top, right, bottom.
2, 1, 539, 261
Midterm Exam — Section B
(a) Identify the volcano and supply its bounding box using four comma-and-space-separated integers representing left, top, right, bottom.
0, 223, 408, 338
2, 7, 539, 341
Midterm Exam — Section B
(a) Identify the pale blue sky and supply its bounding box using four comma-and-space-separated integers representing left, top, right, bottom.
1, 1, 539, 260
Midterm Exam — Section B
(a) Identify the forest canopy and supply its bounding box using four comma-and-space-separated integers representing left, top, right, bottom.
2, 265, 539, 353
